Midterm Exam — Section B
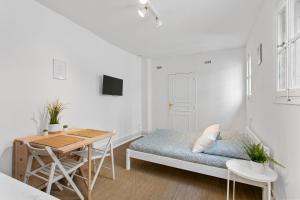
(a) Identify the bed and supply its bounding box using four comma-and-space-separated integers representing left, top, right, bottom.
126, 127, 270, 200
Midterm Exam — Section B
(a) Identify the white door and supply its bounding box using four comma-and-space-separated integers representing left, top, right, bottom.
168, 73, 197, 132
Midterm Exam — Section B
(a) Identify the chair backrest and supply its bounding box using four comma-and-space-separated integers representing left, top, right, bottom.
25, 142, 50, 157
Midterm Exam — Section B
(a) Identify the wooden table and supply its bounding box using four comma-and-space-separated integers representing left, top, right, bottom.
14, 129, 114, 200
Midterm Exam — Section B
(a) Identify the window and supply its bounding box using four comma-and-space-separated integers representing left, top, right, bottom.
276, 0, 300, 102
246, 55, 252, 98
290, 0, 300, 90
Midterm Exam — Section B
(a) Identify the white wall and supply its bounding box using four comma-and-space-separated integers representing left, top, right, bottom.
141, 57, 152, 134
150, 48, 246, 132
246, 0, 300, 199
0, 0, 142, 175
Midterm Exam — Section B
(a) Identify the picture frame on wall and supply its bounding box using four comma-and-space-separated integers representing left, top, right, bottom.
53, 59, 67, 80
257, 43, 262, 65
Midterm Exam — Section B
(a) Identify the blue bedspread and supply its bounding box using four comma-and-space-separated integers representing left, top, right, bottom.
129, 129, 236, 169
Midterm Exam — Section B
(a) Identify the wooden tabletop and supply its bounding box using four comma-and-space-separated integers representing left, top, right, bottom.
15, 129, 114, 154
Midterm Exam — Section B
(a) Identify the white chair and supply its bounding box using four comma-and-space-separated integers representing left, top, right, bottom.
72, 133, 115, 190
23, 142, 85, 200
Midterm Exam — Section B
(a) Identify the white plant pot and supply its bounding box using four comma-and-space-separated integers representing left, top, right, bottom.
250, 161, 266, 174
63, 128, 68, 132
48, 124, 61, 133
42, 131, 48, 136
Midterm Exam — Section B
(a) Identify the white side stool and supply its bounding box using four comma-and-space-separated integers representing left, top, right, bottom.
226, 159, 277, 200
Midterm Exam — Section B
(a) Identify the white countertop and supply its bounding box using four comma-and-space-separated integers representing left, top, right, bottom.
0, 172, 59, 200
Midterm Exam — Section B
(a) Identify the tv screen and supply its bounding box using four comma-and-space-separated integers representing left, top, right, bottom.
102, 75, 123, 96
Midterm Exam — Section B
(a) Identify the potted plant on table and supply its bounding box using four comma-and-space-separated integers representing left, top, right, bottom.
47, 99, 65, 134
243, 142, 285, 173
42, 129, 48, 136
63, 125, 68, 132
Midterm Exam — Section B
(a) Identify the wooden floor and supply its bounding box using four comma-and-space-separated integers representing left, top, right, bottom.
52, 143, 261, 200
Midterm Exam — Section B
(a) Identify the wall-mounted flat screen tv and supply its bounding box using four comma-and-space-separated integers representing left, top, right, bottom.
102, 75, 123, 96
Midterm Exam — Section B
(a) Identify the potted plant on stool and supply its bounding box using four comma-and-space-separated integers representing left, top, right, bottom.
243, 142, 284, 173
47, 99, 65, 134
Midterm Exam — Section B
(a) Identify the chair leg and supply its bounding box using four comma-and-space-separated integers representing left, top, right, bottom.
93, 160, 97, 173
58, 164, 84, 200
46, 163, 56, 194
55, 182, 63, 191
47, 148, 84, 200
91, 138, 111, 189
110, 142, 115, 180
24, 155, 33, 184
67, 170, 77, 187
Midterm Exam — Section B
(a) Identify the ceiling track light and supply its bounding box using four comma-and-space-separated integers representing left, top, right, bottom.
137, 0, 163, 28
137, 6, 148, 18
156, 16, 163, 27
139, 0, 148, 5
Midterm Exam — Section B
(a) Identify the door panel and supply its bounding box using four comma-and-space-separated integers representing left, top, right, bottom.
168, 73, 197, 132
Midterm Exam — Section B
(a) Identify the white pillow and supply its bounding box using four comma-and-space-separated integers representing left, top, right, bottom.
192, 124, 220, 153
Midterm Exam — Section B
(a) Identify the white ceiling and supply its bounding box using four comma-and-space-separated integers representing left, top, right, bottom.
36, 0, 263, 58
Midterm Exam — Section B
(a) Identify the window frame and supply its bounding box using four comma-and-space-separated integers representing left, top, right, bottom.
276, 0, 300, 104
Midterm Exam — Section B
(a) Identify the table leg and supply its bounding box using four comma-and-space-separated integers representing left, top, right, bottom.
88, 144, 92, 200
233, 179, 235, 200
227, 170, 230, 200
268, 182, 271, 200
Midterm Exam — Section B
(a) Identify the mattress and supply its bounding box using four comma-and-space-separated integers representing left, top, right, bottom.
129, 129, 234, 169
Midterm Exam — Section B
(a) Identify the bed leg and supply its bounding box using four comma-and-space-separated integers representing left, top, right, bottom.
126, 149, 131, 170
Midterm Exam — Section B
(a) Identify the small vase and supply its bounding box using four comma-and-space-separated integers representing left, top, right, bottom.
42, 131, 48, 136
48, 124, 61, 133
250, 161, 266, 174
63, 127, 68, 132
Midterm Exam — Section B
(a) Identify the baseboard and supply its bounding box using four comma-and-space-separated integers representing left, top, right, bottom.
113, 132, 142, 148
141, 129, 153, 135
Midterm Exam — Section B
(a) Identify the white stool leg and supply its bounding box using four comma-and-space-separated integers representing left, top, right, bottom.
110, 142, 115, 180
233, 179, 235, 200
126, 149, 131, 170
262, 185, 268, 200
227, 170, 230, 200
268, 182, 271, 200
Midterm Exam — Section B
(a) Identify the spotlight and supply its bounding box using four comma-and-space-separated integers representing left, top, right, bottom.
138, 7, 148, 18
156, 17, 163, 27
139, 0, 148, 4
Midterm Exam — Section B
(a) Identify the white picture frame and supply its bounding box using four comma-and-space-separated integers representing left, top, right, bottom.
53, 59, 67, 80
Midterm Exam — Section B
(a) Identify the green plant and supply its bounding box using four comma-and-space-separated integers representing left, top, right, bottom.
43, 129, 48, 132
47, 99, 65, 124
243, 142, 285, 168
63, 125, 68, 128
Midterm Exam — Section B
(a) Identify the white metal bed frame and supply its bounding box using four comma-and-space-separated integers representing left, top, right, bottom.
126, 127, 270, 200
